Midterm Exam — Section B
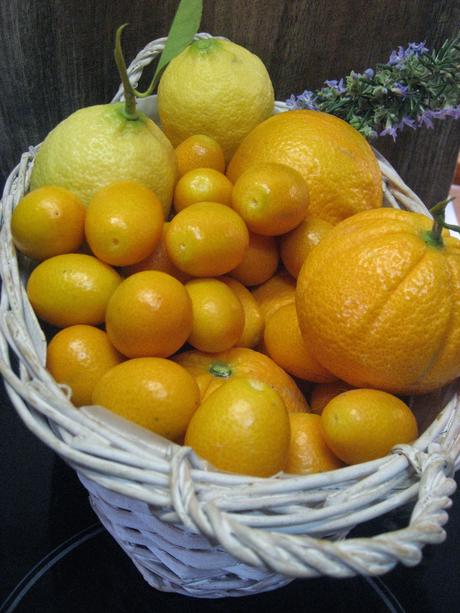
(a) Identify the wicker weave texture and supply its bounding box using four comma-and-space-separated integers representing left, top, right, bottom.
1, 34, 460, 599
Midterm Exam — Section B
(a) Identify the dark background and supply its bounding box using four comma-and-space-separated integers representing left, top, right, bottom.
0, 0, 459, 204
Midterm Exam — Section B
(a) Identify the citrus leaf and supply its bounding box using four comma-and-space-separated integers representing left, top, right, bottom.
150, 0, 203, 90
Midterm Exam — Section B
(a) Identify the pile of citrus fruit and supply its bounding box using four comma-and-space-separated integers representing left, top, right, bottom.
12, 34, 460, 479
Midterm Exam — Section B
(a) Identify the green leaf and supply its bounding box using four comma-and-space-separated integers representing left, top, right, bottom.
149, 0, 203, 93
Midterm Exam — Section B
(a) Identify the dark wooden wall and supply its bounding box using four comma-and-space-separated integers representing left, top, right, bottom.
1, 0, 459, 205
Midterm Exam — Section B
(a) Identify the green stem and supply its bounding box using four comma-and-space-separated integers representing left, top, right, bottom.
114, 24, 138, 120
426, 196, 458, 246
209, 362, 232, 378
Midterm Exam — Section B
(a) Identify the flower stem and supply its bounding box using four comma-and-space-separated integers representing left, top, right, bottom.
426, 196, 458, 246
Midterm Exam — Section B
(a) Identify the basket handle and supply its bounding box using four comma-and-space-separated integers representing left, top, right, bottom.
170, 443, 457, 578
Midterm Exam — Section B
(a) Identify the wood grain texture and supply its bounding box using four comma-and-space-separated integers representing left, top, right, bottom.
0, 0, 459, 203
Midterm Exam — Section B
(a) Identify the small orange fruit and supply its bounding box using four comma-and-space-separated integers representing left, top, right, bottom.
264, 302, 336, 382
121, 222, 190, 283
27, 253, 121, 327
286, 413, 344, 474
310, 380, 354, 415
166, 202, 249, 277
280, 216, 333, 278
230, 231, 279, 287
175, 347, 310, 413
321, 389, 418, 464
252, 271, 296, 322
105, 271, 192, 358
185, 377, 290, 477
175, 135, 226, 176
185, 278, 245, 352
173, 168, 233, 212
85, 180, 164, 267
47, 325, 124, 406
11, 186, 85, 261
220, 277, 263, 348
231, 162, 309, 236
92, 357, 200, 441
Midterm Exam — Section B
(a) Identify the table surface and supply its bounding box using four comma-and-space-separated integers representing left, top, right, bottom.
1, 379, 460, 613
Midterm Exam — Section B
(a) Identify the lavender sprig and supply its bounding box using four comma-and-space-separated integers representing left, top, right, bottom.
286, 36, 460, 140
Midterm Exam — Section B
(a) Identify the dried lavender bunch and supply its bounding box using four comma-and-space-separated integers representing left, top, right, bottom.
286, 37, 460, 140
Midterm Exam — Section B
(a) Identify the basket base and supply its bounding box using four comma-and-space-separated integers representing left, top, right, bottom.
78, 474, 292, 599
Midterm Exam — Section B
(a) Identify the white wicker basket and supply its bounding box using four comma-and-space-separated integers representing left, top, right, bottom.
1, 34, 460, 599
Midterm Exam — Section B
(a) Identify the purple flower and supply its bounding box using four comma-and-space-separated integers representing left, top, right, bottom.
392, 82, 409, 97
286, 90, 318, 110
380, 124, 399, 140
388, 41, 429, 67
324, 78, 346, 93
398, 116, 416, 130
418, 110, 435, 129
363, 68, 375, 79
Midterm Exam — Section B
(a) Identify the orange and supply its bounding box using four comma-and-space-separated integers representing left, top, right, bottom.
285, 413, 344, 474
121, 222, 190, 283
252, 271, 296, 322
185, 278, 244, 352
227, 110, 382, 225
280, 216, 333, 278
175, 347, 310, 413
229, 232, 279, 287
92, 357, 200, 441
173, 168, 233, 212
105, 271, 192, 358
321, 389, 418, 464
85, 180, 164, 266
310, 380, 354, 415
166, 202, 249, 277
264, 302, 336, 382
175, 135, 226, 176
296, 208, 460, 394
231, 162, 309, 236
11, 186, 85, 261
46, 325, 124, 406
27, 254, 121, 327
220, 277, 263, 348
185, 377, 290, 477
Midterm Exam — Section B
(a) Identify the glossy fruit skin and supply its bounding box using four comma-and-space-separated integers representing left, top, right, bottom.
230, 231, 279, 287
46, 325, 124, 406
227, 110, 382, 225
220, 277, 263, 348
158, 38, 274, 161
166, 202, 249, 277
231, 163, 309, 236
175, 134, 226, 176
321, 389, 418, 464
121, 222, 191, 283
173, 168, 233, 212
185, 377, 290, 477
296, 208, 460, 394
185, 278, 244, 352
11, 186, 86, 261
175, 347, 310, 413
280, 216, 333, 278
252, 271, 296, 323
92, 358, 200, 441
264, 302, 336, 382
310, 380, 354, 415
27, 254, 121, 327
286, 413, 343, 474
85, 180, 164, 267
30, 103, 177, 215
106, 271, 192, 359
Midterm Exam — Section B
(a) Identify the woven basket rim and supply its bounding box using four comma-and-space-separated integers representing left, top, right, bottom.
1, 33, 459, 581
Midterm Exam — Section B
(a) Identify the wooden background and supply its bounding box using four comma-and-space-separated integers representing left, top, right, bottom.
0, 0, 459, 204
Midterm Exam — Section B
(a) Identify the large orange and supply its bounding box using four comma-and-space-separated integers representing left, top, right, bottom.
296, 208, 460, 394
175, 347, 309, 413
227, 110, 382, 225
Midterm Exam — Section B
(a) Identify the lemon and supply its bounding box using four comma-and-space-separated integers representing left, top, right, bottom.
157, 38, 274, 161
30, 102, 177, 216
